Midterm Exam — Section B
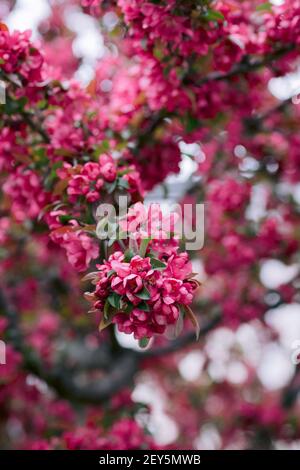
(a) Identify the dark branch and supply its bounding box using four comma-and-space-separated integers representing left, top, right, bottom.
1, 285, 221, 404
0, 71, 50, 144
188, 46, 295, 87
22, 110, 50, 144
0, 288, 138, 404
281, 367, 300, 409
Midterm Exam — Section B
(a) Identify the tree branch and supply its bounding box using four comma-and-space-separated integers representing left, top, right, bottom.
281, 367, 300, 409
21, 110, 50, 144
0, 287, 138, 404
0, 71, 50, 144
187, 45, 295, 87
1, 285, 221, 404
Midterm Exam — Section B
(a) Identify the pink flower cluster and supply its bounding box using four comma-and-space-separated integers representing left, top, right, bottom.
0, 127, 28, 172
266, 1, 300, 48
135, 138, 181, 190
44, 156, 144, 272
60, 155, 117, 203
29, 417, 156, 450
119, 202, 179, 244
43, 37, 79, 79
0, 217, 10, 244
45, 83, 99, 154
0, 29, 43, 82
87, 250, 197, 340
117, 0, 219, 58
207, 178, 251, 212
78, 419, 150, 449
3, 167, 51, 223
50, 227, 99, 272
239, 400, 285, 430
94, 56, 143, 132
81, 0, 105, 17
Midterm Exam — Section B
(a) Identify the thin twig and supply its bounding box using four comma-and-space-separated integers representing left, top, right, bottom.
22, 110, 50, 144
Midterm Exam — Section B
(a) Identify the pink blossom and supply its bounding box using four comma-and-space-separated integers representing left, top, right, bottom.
88, 250, 197, 340
51, 228, 99, 272
3, 167, 51, 222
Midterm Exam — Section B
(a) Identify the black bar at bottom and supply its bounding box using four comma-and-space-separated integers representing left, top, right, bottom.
0, 450, 300, 467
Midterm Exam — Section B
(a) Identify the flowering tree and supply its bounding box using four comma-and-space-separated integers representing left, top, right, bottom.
1, 0, 300, 450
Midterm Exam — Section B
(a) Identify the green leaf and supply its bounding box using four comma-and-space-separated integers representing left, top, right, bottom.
136, 287, 151, 301
138, 337, 150, 349
136, 301, 150, 312
184, 305, 201, 340
4, 96, 28, 115
153, 45, 164, 61
99, 299, 116, 331
124, 302, 134, 314
185, 114, 201, 133
103, 299, 111, 320
256, 2, 272, 12
97, 140, 110, 153
139, 237, 151, 257
106, 180, 117, 194
59, 215, 76, 225
205, 9, 225, 22
107, 293, 121, 309
150, 258, 167, 270
33, 148, 49, 171
37, 99, 47, 110
99, 315, 113, 332
118, 177, 130, 190
16, 96, 28, 109
107, 270, 115, 278
163, 64, 172, 78
124, 249, 135, 262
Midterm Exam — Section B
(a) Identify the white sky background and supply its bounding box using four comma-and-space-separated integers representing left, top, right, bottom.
5, 0, 50, 32
4, 0, 300, 449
